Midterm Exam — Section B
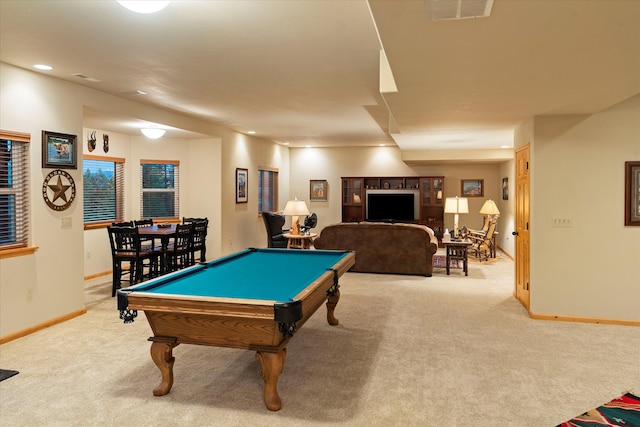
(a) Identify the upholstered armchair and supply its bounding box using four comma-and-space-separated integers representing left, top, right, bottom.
262, 211, 288, 248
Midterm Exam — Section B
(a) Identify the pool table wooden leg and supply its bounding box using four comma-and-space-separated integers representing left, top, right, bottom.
149, 337, 179, 397
255, 349, 286, 411
326, 288, 341, 325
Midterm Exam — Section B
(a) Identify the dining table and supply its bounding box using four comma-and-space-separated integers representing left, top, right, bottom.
137, 223, 177, 275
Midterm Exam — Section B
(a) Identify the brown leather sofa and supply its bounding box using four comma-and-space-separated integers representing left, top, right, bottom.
313, 222, 439, 276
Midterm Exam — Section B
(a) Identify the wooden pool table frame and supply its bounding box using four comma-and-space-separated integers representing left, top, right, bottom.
117, 249, 355, 411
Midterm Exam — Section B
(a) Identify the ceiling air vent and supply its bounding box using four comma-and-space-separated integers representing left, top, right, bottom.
70, 73, 100, 83
427, 0, 493, 21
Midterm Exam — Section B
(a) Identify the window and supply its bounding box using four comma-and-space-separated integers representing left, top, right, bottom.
0, 131, 30, 250
83, 155, 125, 226
140, 160, 179, 219
258, 168, 279, 213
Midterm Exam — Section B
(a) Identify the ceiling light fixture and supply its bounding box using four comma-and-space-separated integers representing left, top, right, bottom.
117, 1, 170, 14
34, 64, 53, 71
247, 130, 256, 135
141, 128, 166, 139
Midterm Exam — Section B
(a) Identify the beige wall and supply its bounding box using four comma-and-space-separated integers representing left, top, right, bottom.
530, 94, 640, 320
219, 130, 290, 254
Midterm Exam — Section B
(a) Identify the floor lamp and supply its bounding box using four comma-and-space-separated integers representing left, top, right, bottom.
283, 198, 310, 235
444, 196, 469, 239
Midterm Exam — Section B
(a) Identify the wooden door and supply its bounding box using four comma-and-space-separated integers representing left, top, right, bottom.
514, 144, 530, 310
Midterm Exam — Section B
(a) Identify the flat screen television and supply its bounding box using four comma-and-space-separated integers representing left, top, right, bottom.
366, 190, 419, 222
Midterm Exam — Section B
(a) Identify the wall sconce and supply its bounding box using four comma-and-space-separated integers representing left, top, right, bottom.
282, 198, 310, 235
444, 196, 469, 238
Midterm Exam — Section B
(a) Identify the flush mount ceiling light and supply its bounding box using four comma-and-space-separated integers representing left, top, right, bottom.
117, 1, 170, 14
140, 128, 166, 139
34, 64, 53, 70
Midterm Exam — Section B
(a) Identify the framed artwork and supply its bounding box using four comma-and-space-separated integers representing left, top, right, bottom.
461, 179, 484, 197
502, 178, 509, 200
625, 161, 640, 226
310, 179, 328, 201
235, 168, 248, 203
42, 130, 77, 169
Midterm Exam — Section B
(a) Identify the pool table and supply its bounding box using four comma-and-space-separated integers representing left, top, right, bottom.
117, 247, 355, 411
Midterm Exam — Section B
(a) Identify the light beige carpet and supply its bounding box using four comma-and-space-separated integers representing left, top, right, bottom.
1, 253, 638, 427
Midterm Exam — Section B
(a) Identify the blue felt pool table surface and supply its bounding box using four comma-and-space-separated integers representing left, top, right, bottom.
128, 248, 353, 302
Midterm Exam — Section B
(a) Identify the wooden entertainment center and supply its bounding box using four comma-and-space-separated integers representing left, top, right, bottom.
341, 176, 445, 240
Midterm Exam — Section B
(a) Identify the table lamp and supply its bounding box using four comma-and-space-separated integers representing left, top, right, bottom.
479, 199, 500, 221
444, 196, 469, 238
283, 198, 310, 235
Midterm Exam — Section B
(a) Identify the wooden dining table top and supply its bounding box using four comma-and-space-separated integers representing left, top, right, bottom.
137, 224, 177, 237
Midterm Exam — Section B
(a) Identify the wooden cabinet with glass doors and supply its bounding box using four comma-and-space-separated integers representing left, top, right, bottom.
341, 178, 364, 222
419, 177, 445, 241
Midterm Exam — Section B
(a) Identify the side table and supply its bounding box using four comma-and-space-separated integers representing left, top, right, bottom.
283, 233, 317, 249
444, 240, 472, 276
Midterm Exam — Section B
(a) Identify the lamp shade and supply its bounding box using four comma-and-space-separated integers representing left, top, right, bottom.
479, 199, 500, 216
282, 199, 310, 216
444, 197, 469, 214
141, 128, 166, 139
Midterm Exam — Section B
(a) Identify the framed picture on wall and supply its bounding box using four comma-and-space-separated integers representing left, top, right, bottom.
310, 180, 328, 201
236, 168, 248, 203
42, 130, 77, 169
502, 178, 509, 200
625, 161, 640, 226
461, 179, 484, 197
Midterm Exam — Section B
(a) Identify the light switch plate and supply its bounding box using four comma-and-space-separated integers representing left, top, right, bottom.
552, 217, 572, 228
60, 216, 72, 229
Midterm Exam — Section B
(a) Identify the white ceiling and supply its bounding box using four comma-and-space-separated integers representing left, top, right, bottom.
1, 0, 639, 153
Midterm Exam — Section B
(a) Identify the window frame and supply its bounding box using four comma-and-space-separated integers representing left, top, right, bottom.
82, 154, 126, 230
258, 167, 279, 214
0, 130, 35, 258
140, 159, 180, 221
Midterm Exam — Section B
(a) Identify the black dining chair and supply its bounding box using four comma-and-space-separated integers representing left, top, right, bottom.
107, 226, 161, 297
166, 223, 194, 272
188, 218, 208, 264
133, 218, 155, 249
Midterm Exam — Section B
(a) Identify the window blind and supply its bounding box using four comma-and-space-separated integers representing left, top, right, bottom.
0, 132, 30, 250
140, 160, 179, 219
258, 169, 278, 213
83, 156, 125, 224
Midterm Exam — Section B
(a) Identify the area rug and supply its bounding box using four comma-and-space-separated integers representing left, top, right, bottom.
557, 392, 640, 427
0, 369, 19, 382
433, 255, 463, 269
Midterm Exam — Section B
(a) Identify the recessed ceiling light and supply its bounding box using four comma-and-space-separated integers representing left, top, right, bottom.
34, 64, 53, 71
117, 1, 170, 14
247, 130, 256, 135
